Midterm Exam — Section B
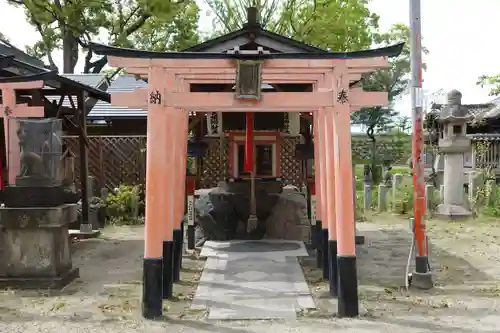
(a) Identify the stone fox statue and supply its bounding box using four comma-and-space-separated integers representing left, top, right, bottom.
17, 125, 48, 178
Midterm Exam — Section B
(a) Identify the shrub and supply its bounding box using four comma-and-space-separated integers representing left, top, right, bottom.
105, 184, 143, 225
389, 179, 414, 215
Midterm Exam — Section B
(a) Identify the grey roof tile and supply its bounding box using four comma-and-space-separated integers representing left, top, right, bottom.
46, 73, 108, 108
431, 103, 496, 119
88, 75, 148, 119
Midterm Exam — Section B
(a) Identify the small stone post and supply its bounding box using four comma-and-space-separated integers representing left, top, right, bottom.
378, 184, 388, 212
424, 184, 434, 216
130, 189, 140, 221
363, 184, 371, 212
440, 185, 445, 203
86, 176, 99, 230
392, 173, 403, 203
100, 187, 109, 201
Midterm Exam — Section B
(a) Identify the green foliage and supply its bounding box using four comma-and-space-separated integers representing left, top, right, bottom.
204, 3, 423, 183
8, 0, 200, 73
206, 0, 379, 52
129, 1, 200, 52
477, 73, 500, 96
468, 141, 500, 218
105, 184, 143, 225
482, 188, 500, 217
350, 24, 427, 182
205, 0, 286, 35
352, 24, 429, 134
389, 180, 413, 215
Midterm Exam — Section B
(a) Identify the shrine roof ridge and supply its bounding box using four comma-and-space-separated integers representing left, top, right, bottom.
89, 42, 404, 60
0, 70, 110, 102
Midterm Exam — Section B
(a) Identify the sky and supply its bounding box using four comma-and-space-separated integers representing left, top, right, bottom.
1, 0, 500, 117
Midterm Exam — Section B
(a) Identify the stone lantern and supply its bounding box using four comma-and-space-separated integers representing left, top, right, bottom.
435, 89, 473, 219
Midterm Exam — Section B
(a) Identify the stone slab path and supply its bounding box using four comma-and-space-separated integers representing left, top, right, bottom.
192, 240, 315, 320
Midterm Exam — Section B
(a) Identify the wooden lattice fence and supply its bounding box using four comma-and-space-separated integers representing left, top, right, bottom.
200, 134, 302, 188
63, 135, 146, 190
280, 136, 301, 187
63, 134, 302, 190
201, 137, 229, 188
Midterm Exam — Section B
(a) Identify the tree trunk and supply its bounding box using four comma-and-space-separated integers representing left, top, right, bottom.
62, 30, 79, 74
367, 125, 379, 183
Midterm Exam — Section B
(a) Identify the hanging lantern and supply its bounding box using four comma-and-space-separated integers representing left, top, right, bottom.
235, 60, 262, 100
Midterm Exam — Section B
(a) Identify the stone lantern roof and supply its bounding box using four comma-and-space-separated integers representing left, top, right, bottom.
437, 90, 474, 124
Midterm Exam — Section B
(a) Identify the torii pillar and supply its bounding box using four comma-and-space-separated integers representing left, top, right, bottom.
0, 81, 45, 185
332, 65, 358, 316
106, 68, 190, 318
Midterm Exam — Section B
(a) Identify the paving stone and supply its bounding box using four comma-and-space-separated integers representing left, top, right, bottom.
192, 240, 315, 320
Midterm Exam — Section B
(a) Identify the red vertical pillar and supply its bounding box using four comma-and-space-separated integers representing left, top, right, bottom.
0, 148, 4, 191
331, 65, 358, 318
143, 66, 170, 319
244, 112, 254, 173
172, 111, 189, 283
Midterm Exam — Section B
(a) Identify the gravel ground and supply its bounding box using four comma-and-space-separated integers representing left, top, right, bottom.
1, 217, 500, 332
301, 214, 500, 332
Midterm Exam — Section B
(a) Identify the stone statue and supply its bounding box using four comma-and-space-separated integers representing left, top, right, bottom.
16, 119, 63, 186
17, 125, 47, 178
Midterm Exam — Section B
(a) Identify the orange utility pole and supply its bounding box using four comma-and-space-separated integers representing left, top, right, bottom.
410, 0, 433, 289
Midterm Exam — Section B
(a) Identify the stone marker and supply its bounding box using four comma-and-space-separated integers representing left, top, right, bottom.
363, 184, 371, 212
378, 184, 388, 212
425, 184, 434, 216
392, 173, 403, 203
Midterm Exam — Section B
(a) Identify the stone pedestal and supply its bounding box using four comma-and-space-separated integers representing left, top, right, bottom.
435, 153, 471, 219
0, 204, 79, 289
3, 185, 65, 208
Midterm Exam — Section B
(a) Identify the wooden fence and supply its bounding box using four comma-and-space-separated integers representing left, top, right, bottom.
63, 135, 146, 190
63, 134, 404, 190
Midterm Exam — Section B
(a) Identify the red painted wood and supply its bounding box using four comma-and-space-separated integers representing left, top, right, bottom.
244, 112, 254, 173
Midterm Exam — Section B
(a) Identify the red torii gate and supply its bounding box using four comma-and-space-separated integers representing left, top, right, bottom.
90, 42, 403, 319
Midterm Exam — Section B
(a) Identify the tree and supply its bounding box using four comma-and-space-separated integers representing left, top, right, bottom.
205, 0, 379, 51
394, 115, 412, 133
350, 24, 428, 180
7, 0, 200, 74
206, 1, 411, 182
477, 74, 500, 96
205, 0, 286, 34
